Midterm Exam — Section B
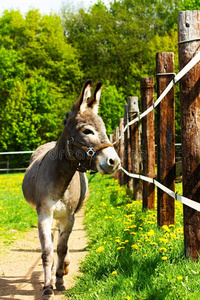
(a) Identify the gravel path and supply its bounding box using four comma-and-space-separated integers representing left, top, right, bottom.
0, 208, 87, 300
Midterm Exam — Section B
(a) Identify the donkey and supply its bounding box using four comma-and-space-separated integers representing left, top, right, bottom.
22, 80, 120, 299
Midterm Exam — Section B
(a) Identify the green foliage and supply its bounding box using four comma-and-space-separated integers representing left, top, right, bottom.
62, 0, 188, 139
0, 9, 83, 151
63, 0, 182, 93
99, 82, 126, 135
0, 1, 197, 149
67, 173, 200, 300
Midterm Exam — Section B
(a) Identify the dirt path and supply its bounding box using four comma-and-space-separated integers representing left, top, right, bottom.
0, 208, 87, 300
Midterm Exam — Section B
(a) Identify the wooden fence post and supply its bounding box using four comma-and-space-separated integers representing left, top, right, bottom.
119, 118, 125, 186
123, 104, 131, 187
140, 77, 155, 210
156, 52, 175, 226
178, 10, 200, 259
114, 127, 120, 181
128, 96, 142, 199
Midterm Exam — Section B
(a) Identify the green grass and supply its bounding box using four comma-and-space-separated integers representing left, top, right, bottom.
66, 174, 200, 300
0, 173, 37, 246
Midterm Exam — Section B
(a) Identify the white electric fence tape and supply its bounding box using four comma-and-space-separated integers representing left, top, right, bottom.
120, 166, 200, 212
116, 50, 200, 212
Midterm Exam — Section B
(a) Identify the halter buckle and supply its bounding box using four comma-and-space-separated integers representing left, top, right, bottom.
67, 137, 74, 144
86, 147, 95, 156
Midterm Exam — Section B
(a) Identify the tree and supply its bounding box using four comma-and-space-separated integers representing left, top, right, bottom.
99, 81, 126, 135
62, 0, 184, 138
0, 9, 83, 151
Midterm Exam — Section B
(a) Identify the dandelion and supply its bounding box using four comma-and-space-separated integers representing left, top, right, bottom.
97, 247, 104, 253
160, 247, 167, 252
125, 297, 131, 300
131, 232, 136, 235
131, 244, 138, 250
147, 229, 155, 237
129, 225, 137, 229
117, 246, 125, 250
112, 271, 117, 275
162, 225, 170, 232
161, 256, 168, 260
151, 242, 158, 246
175, 228, 183, 234
177, 276, 183, 280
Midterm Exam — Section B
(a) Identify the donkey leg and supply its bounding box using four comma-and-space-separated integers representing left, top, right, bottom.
38, 210, 54, 299
56, 214, 75, 291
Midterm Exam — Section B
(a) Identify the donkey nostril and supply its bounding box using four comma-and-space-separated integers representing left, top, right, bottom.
109, 158, 114, 166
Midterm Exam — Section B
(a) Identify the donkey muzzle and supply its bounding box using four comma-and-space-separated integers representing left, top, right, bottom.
97, 146, 120, 174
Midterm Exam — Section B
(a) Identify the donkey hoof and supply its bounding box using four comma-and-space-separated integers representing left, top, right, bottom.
64, 261, 70, 275
43, 285, 54, 300
56, 277, 65, 291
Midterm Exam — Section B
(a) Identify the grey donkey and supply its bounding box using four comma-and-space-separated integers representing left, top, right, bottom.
22, 80, 120, 299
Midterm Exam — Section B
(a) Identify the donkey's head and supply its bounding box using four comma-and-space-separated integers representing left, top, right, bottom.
64, 80, 120, 174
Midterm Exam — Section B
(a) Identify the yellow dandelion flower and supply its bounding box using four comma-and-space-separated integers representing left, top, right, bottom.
131, 232, 136, 235
131, 244, 138, 250
151, 242, 158, 246
160, 247, 167, 252
162, 225, 170, 232
129, 225, 137, 229
161, 256, 168, 260
117, 246, 125, 250
97, 247, 104, 253
147, 229, 155, 237
125, 297, 131, 300
175, 228, 183, 234
177, 276, 183, 280
112, 271, 117, 275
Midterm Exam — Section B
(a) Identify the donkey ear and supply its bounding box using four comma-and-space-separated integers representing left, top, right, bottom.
74, 79, 92, 113
87, 82, 102, 114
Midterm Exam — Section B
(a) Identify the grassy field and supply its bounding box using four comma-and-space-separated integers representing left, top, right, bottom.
0, 173, 37, 247
67, 173, 200, 300
1, 173, 200, 299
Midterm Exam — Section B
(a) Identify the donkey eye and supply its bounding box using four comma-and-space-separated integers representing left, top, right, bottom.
83, 129, 94, 135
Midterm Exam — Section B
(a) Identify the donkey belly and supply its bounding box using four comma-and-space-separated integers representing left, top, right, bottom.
56, 172, 88, 218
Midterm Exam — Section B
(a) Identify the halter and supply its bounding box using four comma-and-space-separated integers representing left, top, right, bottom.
66, 137, 113, 173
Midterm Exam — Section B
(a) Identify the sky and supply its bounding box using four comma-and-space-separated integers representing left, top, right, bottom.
0, 0, 109, 16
